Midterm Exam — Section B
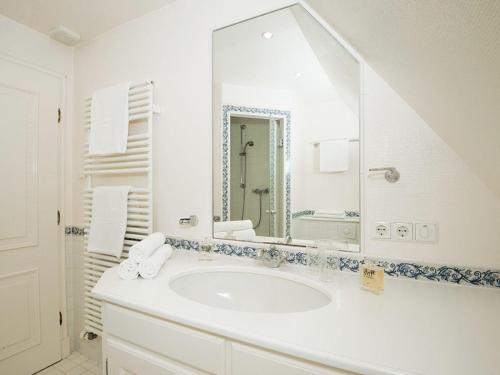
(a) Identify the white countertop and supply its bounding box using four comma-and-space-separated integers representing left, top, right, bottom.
92, 251, 500, 375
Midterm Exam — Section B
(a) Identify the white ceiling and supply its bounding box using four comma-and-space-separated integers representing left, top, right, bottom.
0, 0, 172, 43
213, 6, 336, 98
213, 4, 359, 110
307, 0, 500, 197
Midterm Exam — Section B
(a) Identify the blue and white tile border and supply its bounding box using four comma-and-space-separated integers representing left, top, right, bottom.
221, 105, 291, 237
164, 236, 500, 289
65, 227, 500, 288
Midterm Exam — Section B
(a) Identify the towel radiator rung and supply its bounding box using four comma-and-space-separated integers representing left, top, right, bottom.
83, 80, 156, 337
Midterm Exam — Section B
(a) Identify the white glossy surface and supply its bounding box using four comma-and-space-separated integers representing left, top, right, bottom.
92, 251, 500, 375
170, 268, 331, 313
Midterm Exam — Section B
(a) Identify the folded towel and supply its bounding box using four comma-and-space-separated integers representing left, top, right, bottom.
214, 220, 253, 233
89, 82, 130, 155
319, 139, 348, 172
214, 228, 256, 241
118, 259, 139, 280
129, 232, 166, 263
87, 186, 130, 257
314, 209, 345, 217
138, 244, 173, 279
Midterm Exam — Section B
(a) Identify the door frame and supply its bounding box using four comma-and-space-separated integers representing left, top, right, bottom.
0, 51, 70, 358
220, 104, 291, 238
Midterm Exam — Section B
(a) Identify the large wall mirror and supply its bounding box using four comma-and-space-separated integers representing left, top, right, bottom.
212, 4, 360, 251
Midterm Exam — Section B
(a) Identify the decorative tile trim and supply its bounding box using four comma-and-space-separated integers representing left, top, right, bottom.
292, 210, 360, 219
165, 236, 500, 289
221, 105, 291, 237
65, 228, 500, 288
345, 210, 360, 218
65, 226, 85, 236
292, 210, 316, 219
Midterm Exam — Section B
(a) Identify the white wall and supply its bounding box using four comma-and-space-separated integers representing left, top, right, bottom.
73, 0, 500, 276
363, 65, 500, 268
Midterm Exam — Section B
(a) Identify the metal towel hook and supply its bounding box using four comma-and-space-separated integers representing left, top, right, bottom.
368, 167, 400, 183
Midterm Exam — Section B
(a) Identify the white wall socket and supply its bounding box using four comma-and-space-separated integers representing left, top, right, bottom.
415, 223, 438, 242
391, 222, 413, 241
374, 222, 391, 239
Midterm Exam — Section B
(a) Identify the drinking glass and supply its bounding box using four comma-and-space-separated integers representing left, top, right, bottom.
316, 239, 338, 282
306, 243, 320, 276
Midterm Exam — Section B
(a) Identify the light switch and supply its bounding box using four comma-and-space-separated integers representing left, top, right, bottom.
415, 223, 438, 242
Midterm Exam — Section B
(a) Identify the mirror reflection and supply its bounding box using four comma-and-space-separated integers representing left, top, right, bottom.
212, 4, 360, 250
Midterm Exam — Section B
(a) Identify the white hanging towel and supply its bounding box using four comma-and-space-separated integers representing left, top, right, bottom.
214, 220, 253, 233
87, 186, 130, 257
118, 259, 139, 280
129, 232, 166, 263
319, 139, 349, 173
138, 244, 173, 279
89, 82, 131, 155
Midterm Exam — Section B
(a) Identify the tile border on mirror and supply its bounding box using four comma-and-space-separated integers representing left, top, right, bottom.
64, 226, 500, 288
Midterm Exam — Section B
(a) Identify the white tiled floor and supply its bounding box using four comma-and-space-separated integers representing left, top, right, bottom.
36, 352, 102, 375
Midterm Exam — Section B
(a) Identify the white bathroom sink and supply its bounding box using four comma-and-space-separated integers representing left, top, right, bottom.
169, 268, 331, 313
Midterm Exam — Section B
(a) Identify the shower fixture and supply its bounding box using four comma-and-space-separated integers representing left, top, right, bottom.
239, 124, 254, 219
252, 187, 269, 230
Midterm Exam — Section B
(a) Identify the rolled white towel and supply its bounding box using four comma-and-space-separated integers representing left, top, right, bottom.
138, 244, 173, 279
118, 259, 139, 280
214, 220, 252, 233
129, 232, 166, 263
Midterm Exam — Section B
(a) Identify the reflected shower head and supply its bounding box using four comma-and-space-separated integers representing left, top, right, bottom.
240, 140, 254, 156
243, 141, 254, 152
240, 124, 247, 129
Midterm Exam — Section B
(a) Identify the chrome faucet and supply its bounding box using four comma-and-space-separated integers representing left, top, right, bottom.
256, 246, 287, 268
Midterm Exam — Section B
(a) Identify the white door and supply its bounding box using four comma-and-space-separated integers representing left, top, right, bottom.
0, 57, 62, 374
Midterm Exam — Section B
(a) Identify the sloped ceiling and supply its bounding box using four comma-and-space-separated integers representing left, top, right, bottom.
307, 0, 500, 197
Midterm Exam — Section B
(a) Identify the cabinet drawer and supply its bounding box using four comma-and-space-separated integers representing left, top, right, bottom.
103, 303, 225, 374
107, 337, 208, 375
231, 343, 353, 375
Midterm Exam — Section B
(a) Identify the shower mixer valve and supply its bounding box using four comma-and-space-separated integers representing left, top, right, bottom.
252, 188, 269, 194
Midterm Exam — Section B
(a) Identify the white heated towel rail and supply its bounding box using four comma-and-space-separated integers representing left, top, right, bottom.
82, 81, 158, 335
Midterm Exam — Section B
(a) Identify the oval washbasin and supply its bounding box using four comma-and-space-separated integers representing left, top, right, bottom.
169, 268, 331, 313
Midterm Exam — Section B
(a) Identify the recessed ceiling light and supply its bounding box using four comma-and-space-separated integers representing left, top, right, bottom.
261, 31, 273, 39
295, 72, 303, 78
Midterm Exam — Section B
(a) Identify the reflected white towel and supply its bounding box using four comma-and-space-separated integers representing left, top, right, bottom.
314, 209, 345, 218
129, 232, 166, 263
118, 259, 139, 280
319, 139, 348, 172
214, 220, 253, 233
214, 228, 256, 241
138, 244, 173, 279
89, 82, 130, 155
87, 186, 130, 257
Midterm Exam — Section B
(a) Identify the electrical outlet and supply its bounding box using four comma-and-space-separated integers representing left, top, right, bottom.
415, 223, 438, 242
374, 222, 391, 239
391, 222, 413, 241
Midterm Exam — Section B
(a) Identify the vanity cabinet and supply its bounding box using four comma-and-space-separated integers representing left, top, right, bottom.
102, 303, 352, 375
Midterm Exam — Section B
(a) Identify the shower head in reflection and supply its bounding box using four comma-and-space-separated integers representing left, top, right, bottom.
240, 140, 254, 155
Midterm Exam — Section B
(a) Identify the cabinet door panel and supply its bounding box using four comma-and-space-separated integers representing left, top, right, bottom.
104, 304, 225, 374
106, 337, 209, 375
231, 343, 352, 375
